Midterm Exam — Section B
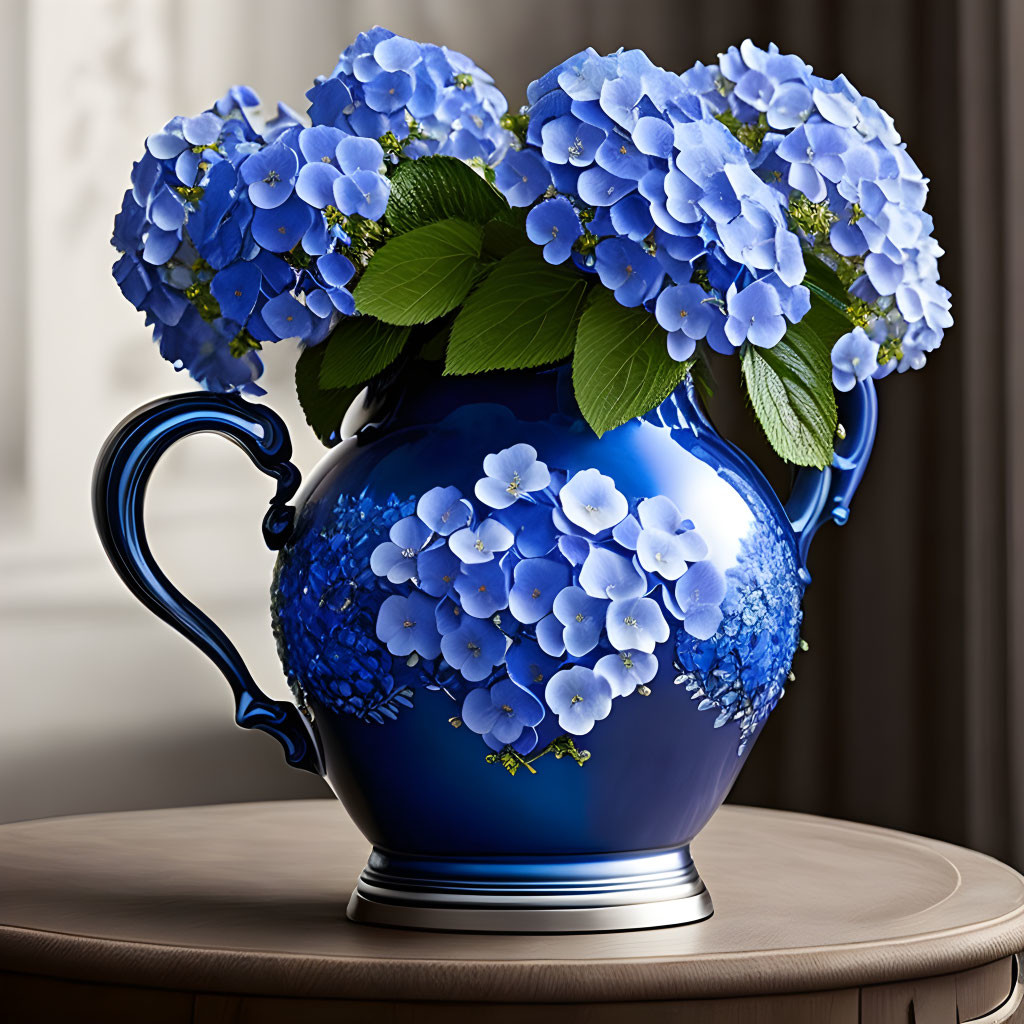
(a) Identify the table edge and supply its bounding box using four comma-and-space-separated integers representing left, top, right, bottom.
3, 911, 1024, 1002
4, 802, 1024, 1001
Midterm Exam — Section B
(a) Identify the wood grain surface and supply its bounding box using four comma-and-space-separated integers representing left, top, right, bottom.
0, 801, 1022, 1013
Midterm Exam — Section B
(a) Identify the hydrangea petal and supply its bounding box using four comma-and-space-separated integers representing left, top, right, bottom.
295, 162, 341, 209
263, 293, 313, 341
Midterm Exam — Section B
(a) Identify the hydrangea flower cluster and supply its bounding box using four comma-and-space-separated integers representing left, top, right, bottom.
112, 27, 511, 394
689, 42, 951, 383
307, 26, 511, 166
271, 493, 418, 724
674, 489, 804, 754
500, 40, 950, 385
113, 88, 285, 393
111, 86, 386, 394
369, 443, 726, 756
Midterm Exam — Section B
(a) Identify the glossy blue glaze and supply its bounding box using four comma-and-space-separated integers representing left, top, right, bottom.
92, 394, 323, 774
785, 380, 878, 581
93, 364, 876, 906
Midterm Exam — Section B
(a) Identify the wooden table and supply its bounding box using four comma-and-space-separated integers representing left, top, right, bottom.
1, 801, 1023, 1022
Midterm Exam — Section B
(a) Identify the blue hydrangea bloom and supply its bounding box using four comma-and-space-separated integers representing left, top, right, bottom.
364, 448, 734, 754
605, 596, 669, 653
370, 515, 432, 583
595, 649, 658, 697
112, 94, 283, 394
112, 91, 362, 393
578, 547, 646, 601
417, 485, 474, 535
724, 278, 786, 349
475, 444, 551, 509
545, 665, 613, 735
558, 468, 628, 535
440, 615, 508, 682
594, 237, 663, 307
495, 148, 552, 207
240, 141, 299, 209
461, 678, 545, 746
509, 39, 950, 376
509, 558, 571, 623
550, 586, 607, 657
449, 519, 515, 564
307, 28, 511, 166
416, 545, 461, 599
506, 636, 564, 689
831, 327, 881, 391
377, 592, 442, 659
692, 40, 952, 375
454, 560, 509, 617
674, 560, 727, 640
116, 29, 514, 400
526, 197, 583, 264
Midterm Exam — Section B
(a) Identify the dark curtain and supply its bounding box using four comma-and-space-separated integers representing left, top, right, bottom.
314, 0, 1021, 862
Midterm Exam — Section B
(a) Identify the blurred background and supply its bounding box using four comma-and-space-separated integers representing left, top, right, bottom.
2, 0, 1022, 868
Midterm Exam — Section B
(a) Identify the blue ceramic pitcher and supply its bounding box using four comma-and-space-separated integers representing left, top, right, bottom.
93, 363, 875, 932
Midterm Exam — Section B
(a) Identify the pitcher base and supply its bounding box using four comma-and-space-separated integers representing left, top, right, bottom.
347, 886, 712, 932
345, 844, 714, 933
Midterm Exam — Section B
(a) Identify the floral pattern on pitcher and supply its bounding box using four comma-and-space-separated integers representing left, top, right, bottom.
272, 441, 806, 770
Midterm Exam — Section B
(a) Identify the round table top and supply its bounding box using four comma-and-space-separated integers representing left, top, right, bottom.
1, 799, 1023, 1003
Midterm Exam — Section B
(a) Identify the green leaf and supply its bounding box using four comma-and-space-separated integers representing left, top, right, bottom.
417, 318, 453, 363
572, 289, 693, 436
318, 317, 411, 388
802, 289, 854, 351
802, 252, 853, 319
689, 352, 716, 405
386, 155, 511, 233
295, 342, 363, 446
353, 219, 483, 326
481, 211, 530, 261
445, 248, 589, 375
740, 309, 838, 468
798, 280, 856, 352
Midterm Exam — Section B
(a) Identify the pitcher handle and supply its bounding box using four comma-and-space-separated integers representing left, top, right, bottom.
92, 392, 323, 775
784, 378, 878, 583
